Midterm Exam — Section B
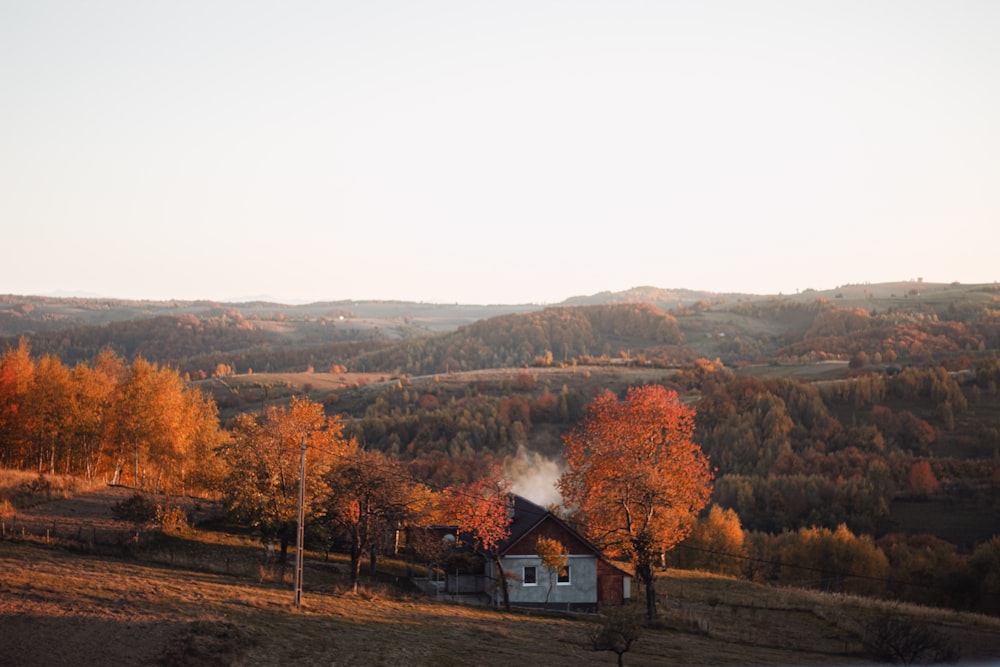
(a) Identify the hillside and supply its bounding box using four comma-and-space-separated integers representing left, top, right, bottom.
5, 281, 998, 377
4, 484, 1000, 665
5, 282, 1000, 563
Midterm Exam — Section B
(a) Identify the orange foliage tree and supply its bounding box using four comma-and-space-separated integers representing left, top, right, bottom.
436, 466, 513, 611
908, 460, 939, 497
221, 397, 352, 564
559, 385, 713, 620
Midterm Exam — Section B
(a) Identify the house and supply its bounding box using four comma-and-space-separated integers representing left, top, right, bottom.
413, 495, 632, 612
486, 494, 632, 611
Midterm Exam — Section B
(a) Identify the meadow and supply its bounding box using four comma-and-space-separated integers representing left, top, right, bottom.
3, 482, 1000, 666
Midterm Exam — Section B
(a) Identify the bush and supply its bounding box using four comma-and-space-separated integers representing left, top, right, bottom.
155, 503, 190, 532
111, 493, 158, 525
862, 613, 959, 665
10, 473, 54, 509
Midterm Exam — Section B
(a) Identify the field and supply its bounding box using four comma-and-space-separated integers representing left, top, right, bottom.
4, 485, 1000, 666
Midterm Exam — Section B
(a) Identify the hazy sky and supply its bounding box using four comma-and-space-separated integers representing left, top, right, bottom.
2, 1, 998, 304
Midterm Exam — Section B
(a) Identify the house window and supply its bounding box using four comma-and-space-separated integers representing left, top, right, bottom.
523, 566, 537, 586
557, 565, 571, 585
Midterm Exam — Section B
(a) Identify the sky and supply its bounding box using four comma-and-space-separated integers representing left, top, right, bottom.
2, 1, 998, 305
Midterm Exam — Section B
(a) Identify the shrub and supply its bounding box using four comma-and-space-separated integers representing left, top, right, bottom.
111, 493, 158, 525
862, 612, 959, 664
12, 474, 53, 508
155, 503, 190, 532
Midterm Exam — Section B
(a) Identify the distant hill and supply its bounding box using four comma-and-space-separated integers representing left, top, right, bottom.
349, 302, 684, 374
3, 281, 999, 375
560, 285, 751, 309
0, 294, 541, 338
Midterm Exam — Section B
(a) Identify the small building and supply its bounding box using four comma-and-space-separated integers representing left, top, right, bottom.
413, 495, 632, 612
487, 495, 632, 611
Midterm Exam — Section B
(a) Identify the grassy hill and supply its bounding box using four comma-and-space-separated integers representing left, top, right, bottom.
4, 482, 1000, 666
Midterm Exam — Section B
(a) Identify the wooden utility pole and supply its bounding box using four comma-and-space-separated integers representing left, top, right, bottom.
293, 436, 307, 607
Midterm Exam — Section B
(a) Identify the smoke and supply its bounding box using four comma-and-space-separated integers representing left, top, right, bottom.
505, 445, 564, 508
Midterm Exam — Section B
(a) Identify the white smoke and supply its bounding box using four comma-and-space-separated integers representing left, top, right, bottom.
505, 444, 564, 508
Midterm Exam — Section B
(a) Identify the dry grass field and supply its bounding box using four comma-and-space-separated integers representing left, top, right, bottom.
1, 539, 878, 667
4, 484, 1000, 666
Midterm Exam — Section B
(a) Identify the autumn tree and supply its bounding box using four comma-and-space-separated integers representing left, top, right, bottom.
320, 449, 429, 592
777, 524, 889, 596
908, 460, 939, 498
437, 466, 514, 611
178, 388, 226, 495
105, 358, 171, 487
105, 357, 216, 492
559, 385, 713, 621
670, 504, 746, 576
23, 353, 74, 474
0, 338, 36, 468
220, 397, 351, 564
535, 535, 568, 605
71, 349, 125, 479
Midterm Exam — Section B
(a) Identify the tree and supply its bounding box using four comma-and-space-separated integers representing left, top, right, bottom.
71, 349, 125, 479
105, 358, 178, 488
105, 357, 216, 493
0, 338, 35, 469
587, 605, 643, 667
23, 354, 74, 474
320, 449, 429, 592
559, 385, 713, 621
908, 460, 939, 497
777, 524, 889, 596
220, 397, 352, 564
437, 466, 513, 611
969, 536, 1000, 615
670, 504, 745, 576
862, 612, 959, 665
178, 387, 226, 496
535, 535, 568, 605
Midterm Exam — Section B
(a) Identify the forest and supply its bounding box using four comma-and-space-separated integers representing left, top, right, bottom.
2, 281, 1000, 617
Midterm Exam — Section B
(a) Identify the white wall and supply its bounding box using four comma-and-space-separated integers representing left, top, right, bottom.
498, 554, 598, 606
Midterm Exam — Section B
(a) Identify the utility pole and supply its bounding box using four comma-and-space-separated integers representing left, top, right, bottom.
293, 436, 307, 607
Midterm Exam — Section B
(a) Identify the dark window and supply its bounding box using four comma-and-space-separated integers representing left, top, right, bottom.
557, 565, 571, 585
523, 566, 537, 585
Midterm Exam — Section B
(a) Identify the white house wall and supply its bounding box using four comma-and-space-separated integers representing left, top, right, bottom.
498, 554, 598, 606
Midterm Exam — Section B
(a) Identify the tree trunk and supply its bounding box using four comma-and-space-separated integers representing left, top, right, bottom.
349, 527, 362, 593
634, 533, 658, 621
640, 559, 657, 621
279, 530, 290, 566
492, 552, 511, 612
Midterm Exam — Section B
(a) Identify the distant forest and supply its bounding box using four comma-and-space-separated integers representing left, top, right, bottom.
4, 283, 1000, 378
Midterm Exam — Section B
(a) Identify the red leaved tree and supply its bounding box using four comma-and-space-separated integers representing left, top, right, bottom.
438, 466, 514, 611
559, 385, 713, 620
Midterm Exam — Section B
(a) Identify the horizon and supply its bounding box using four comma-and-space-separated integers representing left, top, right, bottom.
3, 1, 998, 304
15, 276, 996, 308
